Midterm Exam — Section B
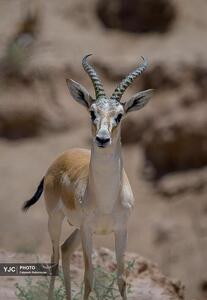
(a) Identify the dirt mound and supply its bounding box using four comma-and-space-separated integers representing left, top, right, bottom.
96, 0, 176, 33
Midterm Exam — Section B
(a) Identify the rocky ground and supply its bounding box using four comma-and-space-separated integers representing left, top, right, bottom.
0, 248, 184, 300
0, 0, 207, 299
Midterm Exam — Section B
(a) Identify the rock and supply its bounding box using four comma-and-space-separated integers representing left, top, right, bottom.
0, 78, 79, 139
156, 167, 207, 197
142, 103, 207, 177
0, 110, 45, 139
71, 248, 185, 299
131, 276, 184, 300
96, 0, 177, 33
121, 114, 148, 144
200, 280, 207, 294
192, 64, 207, 97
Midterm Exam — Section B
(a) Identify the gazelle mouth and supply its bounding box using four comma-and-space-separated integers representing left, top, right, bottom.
96, 142, 110, 148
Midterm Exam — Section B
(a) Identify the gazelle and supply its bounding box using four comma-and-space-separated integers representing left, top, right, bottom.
23, 54, 153, 300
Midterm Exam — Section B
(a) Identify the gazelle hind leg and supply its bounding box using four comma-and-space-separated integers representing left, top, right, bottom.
115, 228, 128, 300
48, 211, 64, 300
81, 225, 93, 300
61, 229, 81, 300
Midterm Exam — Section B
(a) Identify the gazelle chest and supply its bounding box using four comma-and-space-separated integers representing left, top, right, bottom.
89, 156, 122, 214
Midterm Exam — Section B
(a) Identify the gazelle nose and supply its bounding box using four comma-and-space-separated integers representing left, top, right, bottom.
96, 136, 110, 146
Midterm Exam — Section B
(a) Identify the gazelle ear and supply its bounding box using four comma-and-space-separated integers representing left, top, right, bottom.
66, 79, 94, 108
124, 89, 154, 113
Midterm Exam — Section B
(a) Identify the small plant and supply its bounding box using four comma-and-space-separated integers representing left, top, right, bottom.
15, 272, 66, 300
15, 260, 135, 300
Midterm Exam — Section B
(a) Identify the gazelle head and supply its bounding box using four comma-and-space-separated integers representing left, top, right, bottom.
66, 54, 153, 148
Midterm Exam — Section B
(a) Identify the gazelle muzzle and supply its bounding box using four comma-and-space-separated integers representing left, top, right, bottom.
95, 126, 111, 148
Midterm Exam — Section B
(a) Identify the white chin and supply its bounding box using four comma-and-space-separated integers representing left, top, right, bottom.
96, 143, 110, 148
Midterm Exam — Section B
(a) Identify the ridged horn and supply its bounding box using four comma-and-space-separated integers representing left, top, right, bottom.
82, 54, 106, 99
111, 57, 148, 102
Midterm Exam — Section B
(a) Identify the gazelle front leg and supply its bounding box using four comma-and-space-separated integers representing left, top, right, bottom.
115, 227, 128, 300
81, 223, 93, 300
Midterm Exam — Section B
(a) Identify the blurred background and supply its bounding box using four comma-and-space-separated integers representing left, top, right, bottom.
0, 0, 206, 299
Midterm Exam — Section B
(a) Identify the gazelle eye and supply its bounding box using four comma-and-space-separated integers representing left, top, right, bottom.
90, 111, 96, 122
115, 113, 123, 124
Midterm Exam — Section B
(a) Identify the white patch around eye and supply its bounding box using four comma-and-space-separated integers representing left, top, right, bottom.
112, 118, 117, 128
94, 114, 100, 126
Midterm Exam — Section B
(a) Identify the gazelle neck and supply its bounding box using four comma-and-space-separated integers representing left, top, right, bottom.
87, 134, 123, 213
